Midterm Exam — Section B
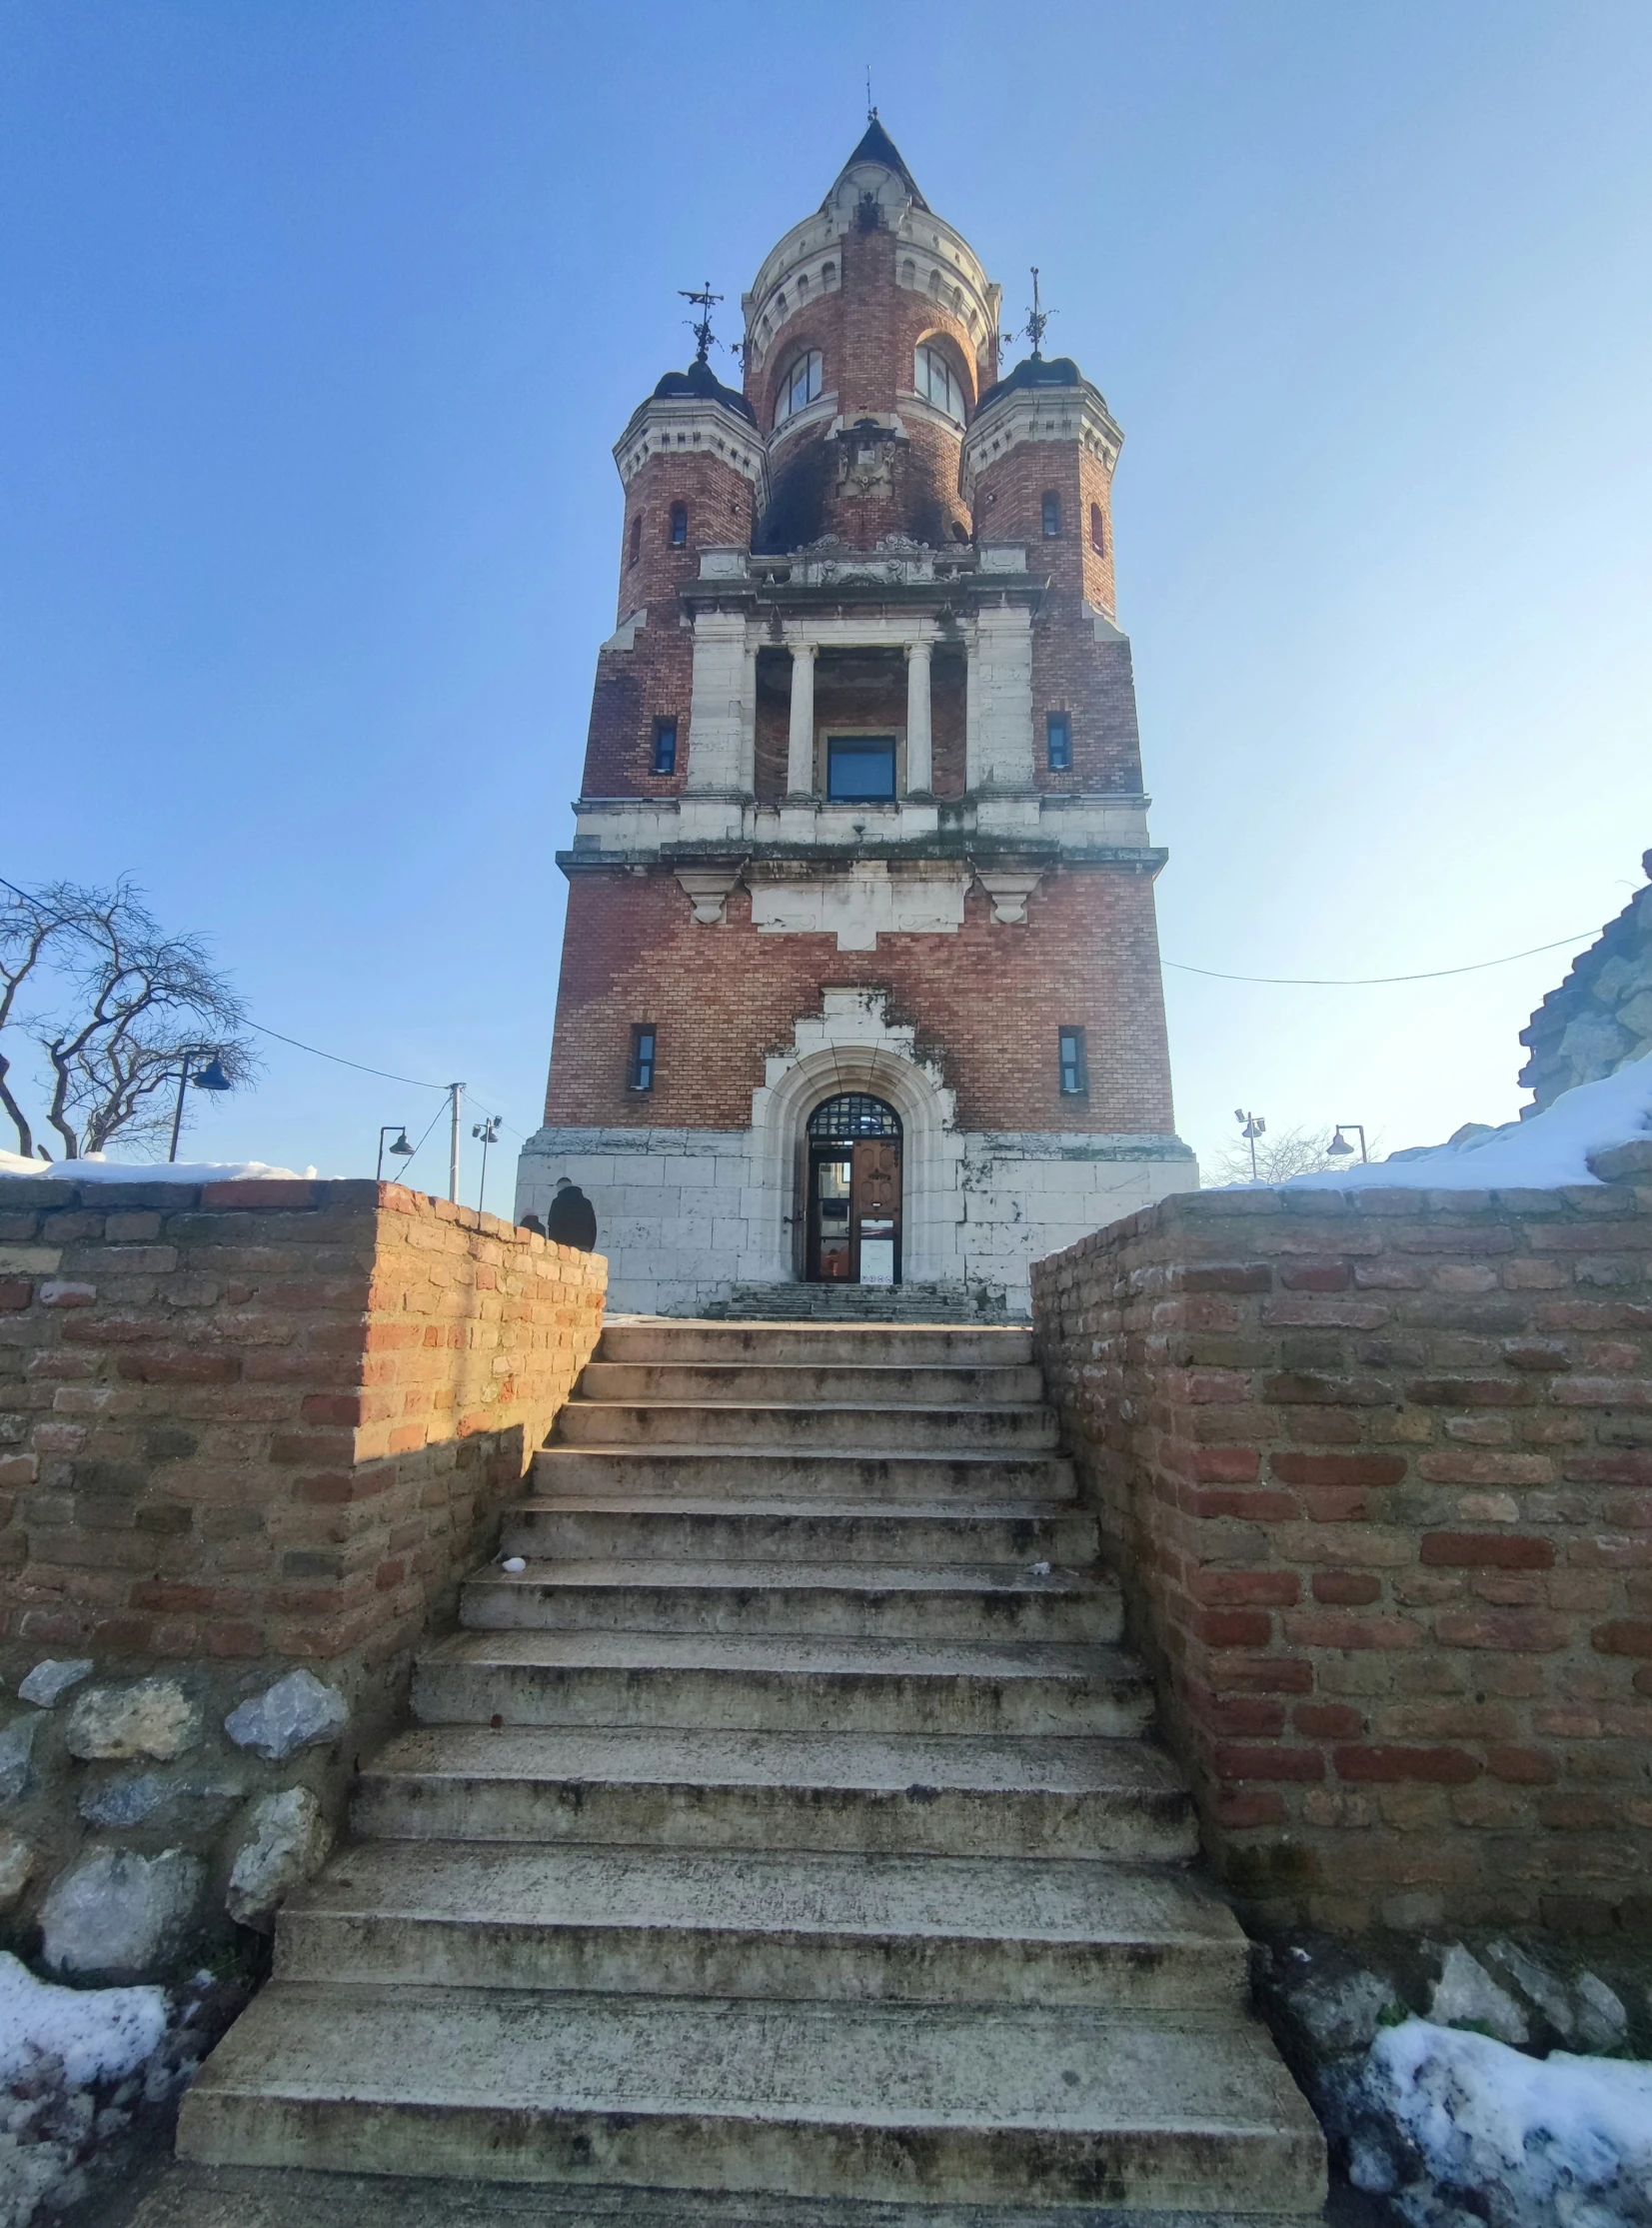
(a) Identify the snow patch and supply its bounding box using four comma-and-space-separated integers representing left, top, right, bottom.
1349, 2018, 1652, 2228
1234, 1055, 1652, 1193
0, 1954, 166, 2090
0, 1157, 315, 1183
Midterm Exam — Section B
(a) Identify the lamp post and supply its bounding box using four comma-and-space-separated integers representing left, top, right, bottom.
1234, 1108, 1266, 1183
377, 1124, 415, 1181
167, 1050, 233, 1162
472, 1116, 502, 1213
1327, 1122, 1369, 1164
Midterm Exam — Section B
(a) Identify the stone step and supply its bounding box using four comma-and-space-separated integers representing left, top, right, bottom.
413, 1631, 1149, 1737
500, 1498, 1100, 1569
579, 1362, 1046, 1406
459, 1559, 1115, 1643
554, 1402, 1059, 1452
276, 1843, 1248, 2011
698, 1283, 1024, 1325
530, 1447, 1078, 1503
353, 1726, 1197, 1861
177, 1985, 1325, 2211
599, 1321, 1034, 1367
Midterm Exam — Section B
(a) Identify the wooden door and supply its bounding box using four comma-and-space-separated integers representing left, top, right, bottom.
851, 1138, 900, 1285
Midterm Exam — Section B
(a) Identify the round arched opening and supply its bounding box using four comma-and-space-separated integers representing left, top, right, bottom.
806, 1095, 902, 1285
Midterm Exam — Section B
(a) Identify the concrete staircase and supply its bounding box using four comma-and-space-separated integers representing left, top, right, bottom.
698, 1281, 1018, 1323
178, 1320, 1326, 2217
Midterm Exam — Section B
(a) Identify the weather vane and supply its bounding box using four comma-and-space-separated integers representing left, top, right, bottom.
866, 66, 876, 121
679, 281, 724, 366
1003, 267, 1054, 360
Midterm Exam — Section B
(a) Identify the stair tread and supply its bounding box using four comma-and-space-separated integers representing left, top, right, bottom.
187, 1983, 1319, 2145
536, 1446, 1072, 1466
469, 1558, 1104, 1596
514, 1496, 1082, 1520
424, 1630, 1141, 1680
566, 1401, 1051, 1417
287, 1842, 1239, 1947
366, 1725, 1185, 1795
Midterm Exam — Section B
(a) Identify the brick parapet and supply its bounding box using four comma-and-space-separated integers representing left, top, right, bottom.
1029, 1167, 1652, 1936
0, 1179, 606, 1666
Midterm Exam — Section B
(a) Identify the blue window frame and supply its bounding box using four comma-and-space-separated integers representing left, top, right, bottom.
669, 503, 688, 547
631, 1026, 657, 1093
1058, 1027, 1087, 1096
826, 737, 896, 802
1041, 491, 1061, 537
653, 718, 678, 775
1046, 712, 1071, 772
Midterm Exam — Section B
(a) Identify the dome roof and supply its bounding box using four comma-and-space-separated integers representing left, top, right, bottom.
650, 356, 757, 425
975, 354, 1085, 413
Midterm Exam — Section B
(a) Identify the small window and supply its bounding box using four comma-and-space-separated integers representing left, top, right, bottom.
826, 737, 896, 802
1046, 712, 1071, 773
913, 343, 966, 424
652, 718, 678, 776
1058, 1027, 1087, 1097
1089, 503, 1106, 556
628, 513, 642, 565
1041, 491, 1061, 538
775, 348, 824, 427
630, 1026, 657, 1094
669, 502, 688, 547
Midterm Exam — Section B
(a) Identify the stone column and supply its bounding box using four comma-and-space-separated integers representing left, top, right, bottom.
963, 629, 980, 792
904, 640, 932, 797
786, 643, 818, 797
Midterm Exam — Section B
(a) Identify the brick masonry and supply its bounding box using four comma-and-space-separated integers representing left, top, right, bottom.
1031, 1150, 1652, 1937
0, 1176, 605, 1963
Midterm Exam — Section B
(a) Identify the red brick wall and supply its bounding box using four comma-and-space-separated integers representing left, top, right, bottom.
1031, 1160, 1652, 1936
973, 434, 1117, 619
545, 866, 1176, 1134
0, 1178, 606, 1665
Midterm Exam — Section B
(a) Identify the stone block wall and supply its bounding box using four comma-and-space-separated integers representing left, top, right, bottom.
1030, 1152, 1652, 1938
1520, 859, 1652, 1112
0, 1176, 605, 1975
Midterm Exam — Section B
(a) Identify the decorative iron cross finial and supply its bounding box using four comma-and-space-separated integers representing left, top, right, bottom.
866, 65, 876, 121
680, 281, 724, 365
1003, 267, 1054, 360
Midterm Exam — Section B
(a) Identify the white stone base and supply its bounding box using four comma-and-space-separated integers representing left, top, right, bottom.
515, 1122, 1196, 1317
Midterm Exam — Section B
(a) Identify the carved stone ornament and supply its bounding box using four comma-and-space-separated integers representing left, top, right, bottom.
675, 868, 745, 926
973, 870, 1044, 926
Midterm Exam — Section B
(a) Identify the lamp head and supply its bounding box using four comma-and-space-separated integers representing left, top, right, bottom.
389, 1129, 414, 1157
1327, 1128, 1352, 1157
192, 1058, 233, 1093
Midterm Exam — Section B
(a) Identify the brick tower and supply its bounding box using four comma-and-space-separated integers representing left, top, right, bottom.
518, 121, 1195, 1312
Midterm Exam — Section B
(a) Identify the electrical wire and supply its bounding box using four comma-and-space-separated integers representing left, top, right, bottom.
1162, 931, 1597, 988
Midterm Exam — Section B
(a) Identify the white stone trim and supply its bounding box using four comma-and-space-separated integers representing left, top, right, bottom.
614, 399, 767, 496
601, 611, 647, 654
959, 383, 1123, 502
567, 791, 1154, 859
749, 862, 968, 951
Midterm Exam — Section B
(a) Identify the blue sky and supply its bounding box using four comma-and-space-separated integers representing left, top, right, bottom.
4, 1, 1650, 1203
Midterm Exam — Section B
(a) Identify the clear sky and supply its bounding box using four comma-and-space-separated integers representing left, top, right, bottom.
4, 1, 1650, 1204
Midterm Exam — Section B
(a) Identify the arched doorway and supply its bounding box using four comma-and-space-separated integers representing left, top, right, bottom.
807, 1094, 901, 1284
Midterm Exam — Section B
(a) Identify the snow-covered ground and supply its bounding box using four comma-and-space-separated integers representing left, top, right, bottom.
0, 1155, 314, 1182
1347, 2017, 1652, 2228
1242, 1054, 1652, 1192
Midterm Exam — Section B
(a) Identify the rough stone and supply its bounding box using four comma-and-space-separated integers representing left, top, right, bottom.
67, 1678, 202, 1763
79, 1772, 166, 1828
1289, 1967, 1396, 2057
0, 1712, 41, 1803
1427, 1943, 1528, 2046
223, 1672, 348, 1763
225, 1787, 332, 1931
17, 1658, 95, 1707
1483, 1937, 1575, 2041
39, 1847, 205, 1980
1573, 1970, 1628, 2053
0, 1829, 36, 1908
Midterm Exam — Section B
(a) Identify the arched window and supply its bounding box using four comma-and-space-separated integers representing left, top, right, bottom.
774, 348, 824, 427
1041, 491, 1061, 538
808, 1094, 901, 1140
913, 343, 966, 424
1089, 503, 1105, 556
669, 502, 688, 547
628, 513, 642, 566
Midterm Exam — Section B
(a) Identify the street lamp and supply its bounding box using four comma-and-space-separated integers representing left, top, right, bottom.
1327, 1122, 1369, 1163
377, 1125, 415, 1181
1234, 1108, 1266, 1183
472, 1116, 502, 1212
168, 1050, 233, 1162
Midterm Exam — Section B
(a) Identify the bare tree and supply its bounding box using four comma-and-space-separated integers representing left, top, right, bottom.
0, 885, 67, 1157
1211, 1121, 1344, 1187
0, 878, 256, 1159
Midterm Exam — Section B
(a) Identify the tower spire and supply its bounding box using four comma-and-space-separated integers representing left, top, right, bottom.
679, 280, 724, 366
1005, 267, 1054, 361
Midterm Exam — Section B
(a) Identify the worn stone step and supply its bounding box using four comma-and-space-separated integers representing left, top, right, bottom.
530, 1448, 1078, 1503
460, 1559, 1113, 1643
501, 1498, 1099, 1569
555, 1402, 1059, 1453
353, 1726, 1197, 1860
276, 1843, 1248, 2010
579, 1363, 1046, 1407
414, 1631, 1148, 1736
599, 1321, 1033, 1367
178, 1985, 1325, 2211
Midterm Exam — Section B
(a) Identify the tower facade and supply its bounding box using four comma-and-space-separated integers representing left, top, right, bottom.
518, 123, 1195, 1312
